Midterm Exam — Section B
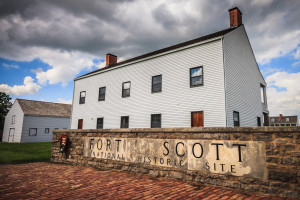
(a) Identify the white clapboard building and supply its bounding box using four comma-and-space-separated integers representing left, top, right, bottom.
70, 7, 268, 129
2, 99, 71, 143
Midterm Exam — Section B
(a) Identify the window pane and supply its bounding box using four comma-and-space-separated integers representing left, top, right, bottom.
191, 68, 202, 77
124, 82, 130, 89
153, 76, 161, 84
100, 87, 106, 95
124, 89, 130, 97
192, 76, 202, 86
81, 91, 86, 97
153, 83, 161, 92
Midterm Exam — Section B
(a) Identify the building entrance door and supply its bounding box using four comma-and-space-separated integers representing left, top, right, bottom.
191, 111, 204, 127
9, 128, 15, 142
78, 119, 83, 129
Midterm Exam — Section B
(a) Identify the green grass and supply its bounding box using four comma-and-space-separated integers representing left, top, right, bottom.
0, 142, 52, 164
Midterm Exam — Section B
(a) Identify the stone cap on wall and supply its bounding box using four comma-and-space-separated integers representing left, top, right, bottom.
53, 126, 300, 133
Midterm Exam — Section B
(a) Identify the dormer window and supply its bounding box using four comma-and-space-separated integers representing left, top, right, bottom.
271, 118, 275, 122
286, 118, 289, 122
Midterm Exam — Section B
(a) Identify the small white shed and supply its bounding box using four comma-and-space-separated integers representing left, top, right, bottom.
2, 99, 71, 143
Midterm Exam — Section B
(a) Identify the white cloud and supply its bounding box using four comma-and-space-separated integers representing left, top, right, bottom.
294, 46, 300, 59
266, 71, 300, 117
0, 76, 41, 95
2, 63, 19, 69
31, 67, 43, 73
34, 48, 97, 86
56, 98, 72, 104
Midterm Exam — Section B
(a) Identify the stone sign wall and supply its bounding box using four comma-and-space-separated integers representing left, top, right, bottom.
51, 127, 300, 198
85, 138, 266, 179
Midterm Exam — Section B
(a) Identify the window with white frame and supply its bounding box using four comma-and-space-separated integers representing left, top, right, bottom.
45, 128, 49, 134
98, 87, 106, 101
190, 67, 203, 87
79, 91, 86, 104
29, 128, 37, 136
11, 115, 16, 124
122, 82, 131, 98
260, 84, 266, 103
152, 75, 162, 93
233, 111, 240, 127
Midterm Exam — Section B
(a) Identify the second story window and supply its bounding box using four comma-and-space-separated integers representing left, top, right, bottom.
79, 91, 86, 104
121, 116, 129, 128
122, 82, 131, 98
190, 67, 203, 87
233, 111, 240, 127
152, 75, 162, 93
98, 87, 106, 101
97, 118, 104, 129
12, 115, 15, 124
260, 84, 266, 104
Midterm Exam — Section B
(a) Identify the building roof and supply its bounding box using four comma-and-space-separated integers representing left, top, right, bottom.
17, 99, 72, 118
270, 115, 298, 124
76, 26, 238, 79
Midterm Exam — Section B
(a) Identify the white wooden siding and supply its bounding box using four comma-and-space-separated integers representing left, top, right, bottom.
21, 115, 70, 143
71, 39, 227, 129
2, 100, 24, 142
223, 25, 268, 127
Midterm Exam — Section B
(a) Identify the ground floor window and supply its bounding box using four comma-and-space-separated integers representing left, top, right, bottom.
121, 116, 129, 128
45, 128, 49, 133
233, 111, 240, 127
97, 118, 104, 129
151, 114, 161, 128
29, 128, 37, 136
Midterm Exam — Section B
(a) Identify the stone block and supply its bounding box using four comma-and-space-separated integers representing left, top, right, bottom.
266, 157, 279, 163
149, 170, 159, 177
223, 181, 240, 189
280, 157, 300, 166
282, 144, 296, 151
253, 133, 272, 141
169, 172, 183, 179
275, 133, 293, 138
268, 170, 298, 183
241, 184, 260, 192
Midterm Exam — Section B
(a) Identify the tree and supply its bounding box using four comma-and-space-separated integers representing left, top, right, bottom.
0, 92, 12, 132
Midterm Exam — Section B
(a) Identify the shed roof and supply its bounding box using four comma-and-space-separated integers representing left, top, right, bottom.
17, 99, 71, 118
76, 26, 238, 79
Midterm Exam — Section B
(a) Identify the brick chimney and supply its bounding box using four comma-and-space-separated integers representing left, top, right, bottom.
229, 7, 242, 28
279, 114, 283, 120
106, 53, 117, 66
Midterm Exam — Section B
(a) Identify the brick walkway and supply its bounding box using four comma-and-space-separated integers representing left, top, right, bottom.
0, 162, 296, 200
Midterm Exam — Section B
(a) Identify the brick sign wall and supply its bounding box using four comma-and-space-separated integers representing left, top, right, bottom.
51, 127, 300, 198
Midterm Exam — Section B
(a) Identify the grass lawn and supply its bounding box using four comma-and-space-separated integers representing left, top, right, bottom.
0, 142, 52, 164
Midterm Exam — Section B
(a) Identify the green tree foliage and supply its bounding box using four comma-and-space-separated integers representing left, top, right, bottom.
0, 92, 12, 131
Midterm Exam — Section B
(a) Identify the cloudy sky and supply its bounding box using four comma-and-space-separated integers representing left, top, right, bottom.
0, 0, 300, 120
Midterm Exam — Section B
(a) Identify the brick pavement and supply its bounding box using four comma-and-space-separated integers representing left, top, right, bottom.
0, 162, 297, 200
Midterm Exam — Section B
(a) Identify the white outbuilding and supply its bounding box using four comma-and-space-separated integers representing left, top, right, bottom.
2, 99, 71, 143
